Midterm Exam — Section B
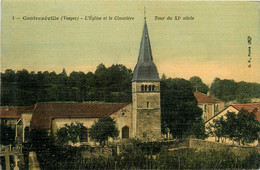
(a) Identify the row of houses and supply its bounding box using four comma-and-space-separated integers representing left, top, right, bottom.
1, 94, 259, 145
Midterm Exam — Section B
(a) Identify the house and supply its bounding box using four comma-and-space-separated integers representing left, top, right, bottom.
194, 92, 225, 122
206, 102, 260, 125
1, 17, 162, 145
205, 102, 260, 145
0, 106, 33, 143
0, 106, 22, 128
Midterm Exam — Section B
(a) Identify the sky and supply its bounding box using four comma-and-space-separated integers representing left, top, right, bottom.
1, 0, 260, 85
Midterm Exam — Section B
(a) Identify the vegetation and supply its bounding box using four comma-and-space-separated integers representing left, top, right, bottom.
25, 137, 260, 169
189, 76, 209, 94
24, 130, 260, 170
208, 110, 260, 145
0, 64, 132, 106
56, 122, 87, 145
161, 77, 206, 139
210, 77, 260, 102
0, 123, 15, 145
28, 129, 54, 151
89, 117, 119, 145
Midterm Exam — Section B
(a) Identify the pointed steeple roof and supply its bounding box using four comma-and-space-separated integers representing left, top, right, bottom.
132, 18, 160, 82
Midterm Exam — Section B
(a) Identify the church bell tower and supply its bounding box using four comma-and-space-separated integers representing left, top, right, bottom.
132, 13, 161, 140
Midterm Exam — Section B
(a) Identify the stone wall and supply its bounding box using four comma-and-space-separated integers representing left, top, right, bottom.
81, 146, 113, 158
111, 104, 132, 139
168, 138, 260, 159
132, 81, 161, 140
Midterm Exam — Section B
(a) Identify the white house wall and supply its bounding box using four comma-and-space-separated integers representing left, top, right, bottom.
206, 106, 239, 144
206, 106, 239, 126
51, 118, 99, 134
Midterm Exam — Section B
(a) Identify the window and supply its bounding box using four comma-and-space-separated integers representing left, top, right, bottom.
152, 85, 155, 91
80, 127, 88, 142
204, 105, 207, 112
143, 132, 147, 138
24, 126, 30, 142
141, 85, 144, 92
148, 85, 151, 91
122, 126, 129, 139
215, 105, 219, 113
145, 85, 147, 91
147, 102, 150, 108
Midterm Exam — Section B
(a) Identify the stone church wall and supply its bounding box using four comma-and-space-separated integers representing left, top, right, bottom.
111, 104, 132, 139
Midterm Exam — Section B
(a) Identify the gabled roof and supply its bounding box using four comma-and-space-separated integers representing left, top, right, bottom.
194, 92, 223, 104
206, 103, 260, 123
0, 106, 33, 118
231, 103, 260, 121
30, 102, 130, 130
132, 19, 159, 82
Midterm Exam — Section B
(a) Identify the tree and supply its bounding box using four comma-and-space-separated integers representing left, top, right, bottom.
189, 76, 209, 94
56, 122, 86, 145
161, 78, 205, 139
89, 117, 119, 145
208, 116, 228, 143
210, 78, 238, 102
210, 78, 260, 103
208, 110, 260, 145
236, 81, 260, 103
236, 109, 260, 145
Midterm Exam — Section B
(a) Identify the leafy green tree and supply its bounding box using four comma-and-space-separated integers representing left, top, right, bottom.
189, 76, 209, 94
209, 78, 260, 102
56, 122, 86, 145
236, 109, 260, 145
106, 64, 132, 102
68, 71, 87, 102
186, 117, 208, 139
210, 78, 238, 102
1, 69, 18, 106
209, 110, 260, 145
236, 81, 260, 103
208, 116, 228, 143
89, 117, 119, 145
161, 77, 205, 139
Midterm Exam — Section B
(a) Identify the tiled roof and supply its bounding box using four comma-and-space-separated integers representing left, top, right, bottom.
0, 106, 33, 118
206, 103, 260, 123
30, 102, 130, 130
194, 92, 223, 103
232, 103, 260, 121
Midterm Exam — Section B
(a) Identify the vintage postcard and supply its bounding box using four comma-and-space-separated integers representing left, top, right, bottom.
1, 0, 260, 169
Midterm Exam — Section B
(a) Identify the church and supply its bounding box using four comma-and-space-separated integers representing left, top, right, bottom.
1, 18, 162, 144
